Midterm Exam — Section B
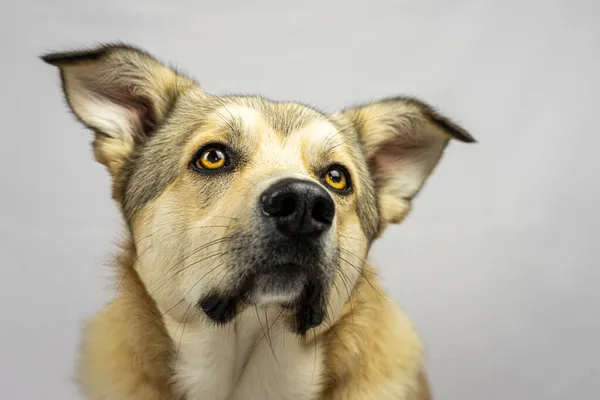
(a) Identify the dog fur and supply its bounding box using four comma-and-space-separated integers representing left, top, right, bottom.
42, 43, 473, 400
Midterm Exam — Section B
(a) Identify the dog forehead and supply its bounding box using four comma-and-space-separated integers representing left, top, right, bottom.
213, 103, 266, 131
211, 101, 342, 166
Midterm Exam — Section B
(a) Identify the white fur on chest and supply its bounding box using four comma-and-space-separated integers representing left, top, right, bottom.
165, 307, 324, 400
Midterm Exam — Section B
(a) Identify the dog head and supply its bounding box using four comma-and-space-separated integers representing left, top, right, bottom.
43, 44, 473, 334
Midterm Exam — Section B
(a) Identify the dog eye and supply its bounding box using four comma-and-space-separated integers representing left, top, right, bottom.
193, 145, 228, 170
323, 165, 351, 192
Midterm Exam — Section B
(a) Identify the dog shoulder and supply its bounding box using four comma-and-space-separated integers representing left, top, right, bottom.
322, 266, 429, 399
76, 265, 177, 400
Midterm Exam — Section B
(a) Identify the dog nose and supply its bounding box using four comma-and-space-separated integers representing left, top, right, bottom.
260, 178, 335, 236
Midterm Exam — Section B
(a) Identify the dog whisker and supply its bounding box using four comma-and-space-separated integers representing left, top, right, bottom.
116, 243, 153, 291
254, 306, 280, 367
135, 262, 227, 329
149, 250, 228, 295
338, 250, 386, 301
255, 308, 284, 346
175, 303, 194, 361
338, 233, 363, 242
145, 233, 240, 292
334, 267, 356, 330
339, 247, 381, 277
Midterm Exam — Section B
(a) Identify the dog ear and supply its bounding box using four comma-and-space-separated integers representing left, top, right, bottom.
42, 44, 194, 176
335, 97, 474, 227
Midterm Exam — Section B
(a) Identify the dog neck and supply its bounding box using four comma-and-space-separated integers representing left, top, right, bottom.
117, 241, 328, 400
163, 304, 324, 400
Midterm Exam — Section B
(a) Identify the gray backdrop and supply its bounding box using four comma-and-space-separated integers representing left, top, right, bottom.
1, 0, 598, 399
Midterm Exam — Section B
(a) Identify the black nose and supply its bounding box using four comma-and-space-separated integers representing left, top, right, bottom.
260, 178, 335, 237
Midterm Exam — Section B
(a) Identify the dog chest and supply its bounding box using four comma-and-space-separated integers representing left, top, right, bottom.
166, 306, 324, 400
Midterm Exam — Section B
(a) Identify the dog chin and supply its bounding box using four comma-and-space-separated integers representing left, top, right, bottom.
252, 282, 306, 307
198, 262, 327, 334
251, 263, 307, 306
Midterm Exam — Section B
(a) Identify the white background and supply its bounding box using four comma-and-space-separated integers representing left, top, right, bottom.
1, 0, 598, 398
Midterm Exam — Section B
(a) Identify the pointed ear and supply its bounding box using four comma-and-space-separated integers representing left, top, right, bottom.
41, 44, 194, 176
335, 97, 475, 227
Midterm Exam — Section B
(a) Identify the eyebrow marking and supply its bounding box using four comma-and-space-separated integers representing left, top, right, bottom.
322, 131, 347, 157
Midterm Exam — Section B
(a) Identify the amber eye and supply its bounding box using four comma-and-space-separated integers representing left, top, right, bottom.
194, 146, 227, 170
323, 165, 351, 192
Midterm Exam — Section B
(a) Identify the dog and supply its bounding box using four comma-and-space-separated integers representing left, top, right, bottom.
42, 43, 474, 400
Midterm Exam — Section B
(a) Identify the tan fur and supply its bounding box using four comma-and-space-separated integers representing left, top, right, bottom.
322, 266, 427, 399
78, 243, 177, 400
77, 247, 430, 399
43, 44, 473, 400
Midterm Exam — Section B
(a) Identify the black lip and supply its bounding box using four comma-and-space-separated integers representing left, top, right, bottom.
295, 305, 324, 333
198, 294, 239, 324
286, 277, 328, 335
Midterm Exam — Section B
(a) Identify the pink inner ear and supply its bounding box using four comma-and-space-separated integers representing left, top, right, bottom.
105, 90, 157, 140
370, 140, 421, 177
367, 136, 441, 199
369, 144, 408, 190
80, 76, 158, 141
373, 151, 399, 176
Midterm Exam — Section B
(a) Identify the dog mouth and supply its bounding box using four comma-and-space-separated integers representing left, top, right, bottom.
198, 262, 327, 335
196, 229, 335, 334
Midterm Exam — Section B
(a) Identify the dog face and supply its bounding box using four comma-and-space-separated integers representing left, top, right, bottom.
43, 45, 473, 334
